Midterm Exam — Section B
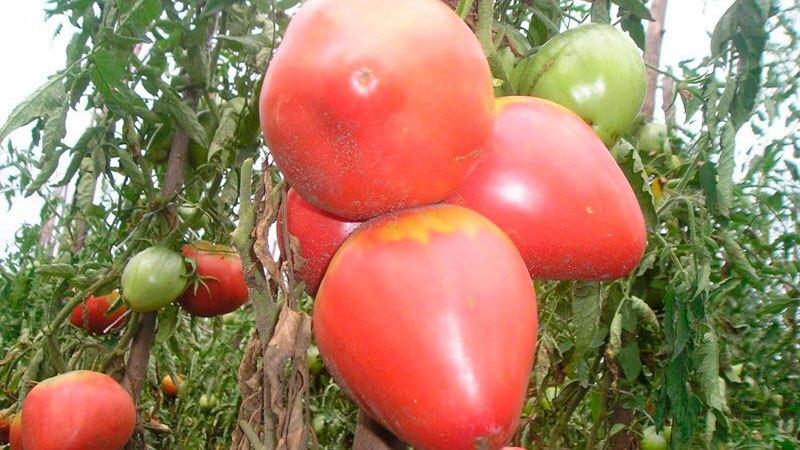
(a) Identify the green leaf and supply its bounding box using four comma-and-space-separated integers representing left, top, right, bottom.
612, 0, 654, 21
42, 104, 69, 156
113, 147, 146, 187
90, 49, 147, 115
118, 0, 160, 31
569, 283, 602, 371
158, 92, 210, 149
618, 342, 642, 382
0, 75, 67, 144
208, 98, 247, 164
156, 304, 180, 343
715, 123, 736, 217
719, 230, 764, 289
630, 296, 660, 333
613, 140, 658, 229
607, 310, 623, 359
696, 331, 727, 412
620, 13, 646, 51
26, 146, 69, 197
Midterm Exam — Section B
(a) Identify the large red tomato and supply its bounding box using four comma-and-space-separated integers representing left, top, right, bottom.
260, 0, 494, 220
21, 371, 136, 450
277, 189, 362, 295
8, 415, 21, 450
179, 241, 248, 317
69, 290, 128, 335
448, 97, 646, 280
315, 204, 538, 450
0, 411, 9, 445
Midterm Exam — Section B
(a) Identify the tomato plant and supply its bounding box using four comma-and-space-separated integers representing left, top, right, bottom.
121, 247, 188, 313
315, 204, 538, 449
260, 0, 494, 219
179, 242, 248, 317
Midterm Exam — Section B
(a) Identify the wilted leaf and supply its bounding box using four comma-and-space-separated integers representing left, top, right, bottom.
0, 74, 67, 143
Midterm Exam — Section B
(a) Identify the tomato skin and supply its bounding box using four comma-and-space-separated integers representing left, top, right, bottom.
513, 24, 645, 146
122, 246, 188, 312
21, 371, 136, 450
260, 0, 494, 220
8, 415, 21, 450
179, 241, 248, 317
69, 290, 128, 335
448, 97, 646, 280
0, 412, 9, 445
277, 189, 361, 295
315, 204, 538, 450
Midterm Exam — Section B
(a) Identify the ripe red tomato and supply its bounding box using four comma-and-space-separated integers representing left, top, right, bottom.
260, 0, 494, 220
179, 241, 248, 317
161, 374, 183, 399
277, 189, 361, 295
315, 204, 538, 450
448, 97, 646, 280
21, 370, 136, 450
8, 415, 21, 450
69, 290, 128, 335
0, 412, 9, 445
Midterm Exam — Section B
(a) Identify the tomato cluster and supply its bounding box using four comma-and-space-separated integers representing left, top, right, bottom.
264, 0, 646, 448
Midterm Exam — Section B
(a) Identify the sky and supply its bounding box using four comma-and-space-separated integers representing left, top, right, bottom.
0, 0, 743, 253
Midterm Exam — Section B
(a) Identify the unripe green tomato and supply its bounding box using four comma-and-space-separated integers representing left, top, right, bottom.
177, 204, 210, 228
770, 393, 784, 407
663, 426, 672, 444
307, 344, 324, 377
312, 414, 325, 434
641, 427, 667, 450
199, 394, 218, 411
145, 124, 174, 163
638, 122, 668, 152
122, 247, 188, 312
513, 24, 645, 146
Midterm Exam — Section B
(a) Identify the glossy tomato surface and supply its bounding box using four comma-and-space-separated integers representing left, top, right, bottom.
161, 374, 183, 398
513, 24, 645, 146
260, 0, 494, 220
315, 204, 538, 450
277, 189, 361, 295
69, 290, 128, 335
122, 246, 188, 312
179, 241, 248, 317
21, 371, 136, 450
449, 97, 646, 280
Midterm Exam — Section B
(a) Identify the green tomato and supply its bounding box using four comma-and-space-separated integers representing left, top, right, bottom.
122, 247, 188, 312
770, 393, 784, 407
177, 204, 210, 228
307, 344, 324, 377
199, 394, 219, 411
663, 426, 672, 444
638, 122, 669, 152
538, 386, 558, 411
312, 414, 325, 434
641, 427, 667, 450
513, 24, 646, 146
145, 124, 174, 163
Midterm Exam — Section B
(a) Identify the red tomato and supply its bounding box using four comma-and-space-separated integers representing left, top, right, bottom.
315, 204, 538, 450
69, 290, 128, 335
8, 415, 21, 450
448, 97, 646, 280
21, 371, 136, 450
0, 412, 9, 445
160, 374, 183, 399
277, 189, 362, 295
179, 241, 248, 317
260, 0, 494, 220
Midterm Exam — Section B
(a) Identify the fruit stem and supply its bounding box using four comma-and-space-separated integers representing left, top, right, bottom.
476, 0, 495, 56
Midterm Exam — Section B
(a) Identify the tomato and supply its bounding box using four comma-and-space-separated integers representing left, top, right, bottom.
199, 394, 218, 411
0, 412, 9, 445
8, 415, 21, 450
448, 97, 646, 280
307, 344, 324, 377
315, 204, 538, 450
513, 24, 645, 146
179, 241, 248, 317
638, 122, 669, 152
640, 427, 668, 450
122, 246, 188, 312
161, 374, 183, 399
145, 123, 173, 163
260, 0, 494, 220
21, 371, 136, 450
69, 290, 128, 335
277, 189, 361, 295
